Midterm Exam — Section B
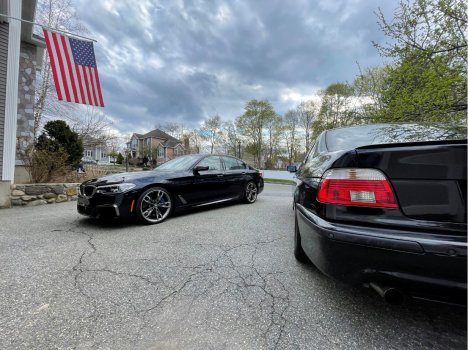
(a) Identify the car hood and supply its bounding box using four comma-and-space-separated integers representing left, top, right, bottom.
85, 169, 189, 186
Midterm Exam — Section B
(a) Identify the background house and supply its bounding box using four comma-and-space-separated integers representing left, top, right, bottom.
126, 129, 184, 165
82, 136, 115, 164
0, 0, 44, 207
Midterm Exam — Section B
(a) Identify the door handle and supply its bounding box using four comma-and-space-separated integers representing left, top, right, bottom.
241, 172, 246, 175
217, 174, 224, 177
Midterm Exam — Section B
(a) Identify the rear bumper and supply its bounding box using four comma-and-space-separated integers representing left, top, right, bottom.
296, 205, 467, 304
257, 178, 264, 194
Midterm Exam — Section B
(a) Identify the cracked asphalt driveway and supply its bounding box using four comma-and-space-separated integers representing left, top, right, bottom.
0, 184, 466, 349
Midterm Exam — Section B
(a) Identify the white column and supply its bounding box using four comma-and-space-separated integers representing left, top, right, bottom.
2, 0, 22, 182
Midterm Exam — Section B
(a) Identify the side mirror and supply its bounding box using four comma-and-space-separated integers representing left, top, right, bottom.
193, 165, 209, 174
287, 165, 297, 173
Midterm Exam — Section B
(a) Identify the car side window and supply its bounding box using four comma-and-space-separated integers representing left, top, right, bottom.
237, 160, 247, 169
223, 156, 246, 170
197, 156, 222, 170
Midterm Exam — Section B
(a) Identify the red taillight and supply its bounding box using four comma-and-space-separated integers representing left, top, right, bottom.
317, 168, 398, 208
258, 170, 264, 177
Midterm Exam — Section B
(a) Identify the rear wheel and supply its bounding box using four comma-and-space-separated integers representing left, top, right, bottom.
136, 187, 173, 224
243, 181, 258, 204
294, 216, 311, 263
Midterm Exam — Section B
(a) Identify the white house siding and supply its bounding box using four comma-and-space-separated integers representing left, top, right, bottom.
2, 0, 21, 182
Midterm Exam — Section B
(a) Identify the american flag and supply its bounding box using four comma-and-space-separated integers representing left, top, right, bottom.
43, 29, 104, 107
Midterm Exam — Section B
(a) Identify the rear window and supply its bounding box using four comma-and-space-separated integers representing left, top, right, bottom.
325, 124, 467, 152
223, 156, 246, 170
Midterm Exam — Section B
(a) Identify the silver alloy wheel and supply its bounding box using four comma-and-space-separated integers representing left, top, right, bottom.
140, 188, 172, 223
245, 182, 258, 203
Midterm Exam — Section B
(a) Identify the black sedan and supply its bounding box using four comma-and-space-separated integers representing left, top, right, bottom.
288, 123, 467, 305
78, 154, 264, 224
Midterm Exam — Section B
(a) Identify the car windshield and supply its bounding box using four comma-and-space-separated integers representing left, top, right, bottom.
325, 124, 467, 152
155, 155, 199, 171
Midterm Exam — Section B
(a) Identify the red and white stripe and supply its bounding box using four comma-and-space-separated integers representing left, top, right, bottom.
43, 29, 104, 107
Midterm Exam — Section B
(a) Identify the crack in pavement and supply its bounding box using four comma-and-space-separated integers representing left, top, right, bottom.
66, 219, 102, 333
133, 236, 294, 348
63, 219, 297, 349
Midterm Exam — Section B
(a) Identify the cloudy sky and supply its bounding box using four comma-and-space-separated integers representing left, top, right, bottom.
70, 0, 398, 134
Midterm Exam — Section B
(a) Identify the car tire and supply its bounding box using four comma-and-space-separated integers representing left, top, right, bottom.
243, 181, 258, 204
294, 216, 311, 263
136, 187, 173, 224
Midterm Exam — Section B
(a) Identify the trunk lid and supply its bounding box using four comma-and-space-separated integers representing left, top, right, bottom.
356, 140, 467, 224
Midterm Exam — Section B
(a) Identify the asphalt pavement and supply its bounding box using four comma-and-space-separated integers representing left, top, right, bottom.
0, 183, 466, 349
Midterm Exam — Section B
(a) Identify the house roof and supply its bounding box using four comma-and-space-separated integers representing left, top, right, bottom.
165, 139, 181, 148
81, 135, 107, 148
142, 129, 178, 141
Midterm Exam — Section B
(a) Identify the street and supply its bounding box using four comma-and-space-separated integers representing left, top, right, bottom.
0, 183, 466, 349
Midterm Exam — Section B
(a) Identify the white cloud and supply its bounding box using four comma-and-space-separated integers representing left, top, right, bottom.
215, 4, 232, 24
279, 88, 321, 104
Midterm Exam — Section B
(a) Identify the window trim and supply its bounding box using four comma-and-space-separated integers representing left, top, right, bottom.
158, 146, 165, 158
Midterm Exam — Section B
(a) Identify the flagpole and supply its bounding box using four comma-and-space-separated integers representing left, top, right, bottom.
0, 13, 97, 42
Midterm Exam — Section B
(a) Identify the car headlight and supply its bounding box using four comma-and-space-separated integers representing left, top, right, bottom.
96, 183, 136, 194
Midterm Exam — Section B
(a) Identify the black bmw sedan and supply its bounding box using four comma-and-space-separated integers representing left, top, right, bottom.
78, 154, 263, 224
288, 123, 467, 305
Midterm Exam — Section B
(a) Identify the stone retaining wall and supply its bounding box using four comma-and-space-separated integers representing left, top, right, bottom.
10, 183, 80, 207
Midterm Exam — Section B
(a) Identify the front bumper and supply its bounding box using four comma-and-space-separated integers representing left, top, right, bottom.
296, 205, 467, 304
77, 192, 135, 220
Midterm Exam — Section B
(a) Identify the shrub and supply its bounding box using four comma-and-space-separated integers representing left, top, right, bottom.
128, 157, 140, 166
19, 144, 69, 183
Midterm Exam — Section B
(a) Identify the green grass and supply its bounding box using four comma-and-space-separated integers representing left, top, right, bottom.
263, 178, 295, 185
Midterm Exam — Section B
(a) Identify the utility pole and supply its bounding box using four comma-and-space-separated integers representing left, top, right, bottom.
124, 147, 129, 172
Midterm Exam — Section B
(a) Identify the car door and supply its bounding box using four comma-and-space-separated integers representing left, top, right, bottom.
185, 156, 228, 205
221, 156, 248, 197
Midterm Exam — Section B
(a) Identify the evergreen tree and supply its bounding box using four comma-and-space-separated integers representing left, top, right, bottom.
116, 152, 124, 164
36, 120, 84, 166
